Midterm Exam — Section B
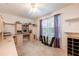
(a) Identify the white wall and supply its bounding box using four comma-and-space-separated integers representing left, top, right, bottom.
36, 4, 79, 50
0, 13, 34, 23
0, 13, 34, 35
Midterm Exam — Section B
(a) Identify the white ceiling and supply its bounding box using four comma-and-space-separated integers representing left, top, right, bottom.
0, 3, 70, 19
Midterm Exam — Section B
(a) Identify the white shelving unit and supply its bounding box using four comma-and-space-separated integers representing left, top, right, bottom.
66, 17, 79, 22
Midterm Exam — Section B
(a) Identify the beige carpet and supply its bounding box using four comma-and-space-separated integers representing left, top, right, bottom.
17, 40, 67, 56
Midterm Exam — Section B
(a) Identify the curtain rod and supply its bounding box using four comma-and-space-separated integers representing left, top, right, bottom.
41, 13, 62, 20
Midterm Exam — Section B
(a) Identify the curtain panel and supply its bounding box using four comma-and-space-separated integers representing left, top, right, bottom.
54, 14, 60, 48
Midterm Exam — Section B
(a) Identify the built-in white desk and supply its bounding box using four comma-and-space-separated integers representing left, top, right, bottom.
0, 36, 18, 56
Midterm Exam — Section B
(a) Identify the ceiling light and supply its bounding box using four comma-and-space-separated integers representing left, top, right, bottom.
28, 3, 42, 14
30, 3, 39, 13
31, 3, 39, 8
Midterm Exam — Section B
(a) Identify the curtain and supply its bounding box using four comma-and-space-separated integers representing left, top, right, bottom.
54, 14, 60, 48
40, 20, 42, 41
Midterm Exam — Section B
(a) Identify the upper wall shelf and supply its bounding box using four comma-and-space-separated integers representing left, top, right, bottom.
5, 22, 15, 25
66, 17, 79, 22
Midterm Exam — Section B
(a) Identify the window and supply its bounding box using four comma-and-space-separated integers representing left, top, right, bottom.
41, 17, 54, 44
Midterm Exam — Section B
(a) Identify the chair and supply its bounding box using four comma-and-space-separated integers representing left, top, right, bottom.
40, 36, 44, 43
43, 36, 46, 45
40, 35, 42, 41
42, 36, 45, 44
48, 37, 55, 47
45, 36, 48, 45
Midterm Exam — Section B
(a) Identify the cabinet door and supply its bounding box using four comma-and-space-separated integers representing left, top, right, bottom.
16, 34, 23, 47
29, 25, 33, 30
0, 16, 4, 32
67, 38, 73, 56
16, 24, 22, 31
0, 16, 4, 40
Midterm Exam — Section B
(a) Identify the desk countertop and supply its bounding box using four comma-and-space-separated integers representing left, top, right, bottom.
0, 36, 18, 56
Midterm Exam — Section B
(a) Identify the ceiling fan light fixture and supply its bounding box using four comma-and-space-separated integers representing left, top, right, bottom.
31, 3, 39, 8
30, 3, 39, 13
